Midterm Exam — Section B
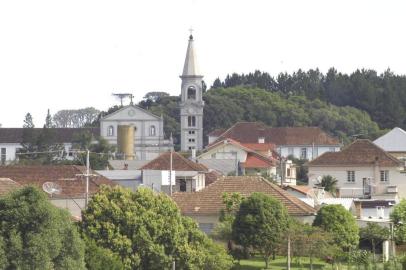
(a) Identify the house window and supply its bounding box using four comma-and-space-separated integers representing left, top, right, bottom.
211, 153, 216, 158
329, 147, 336, 152
380, 170, 389, 182
286, 168, 291, 177
149, 125, 156, 136
188, 138, 195, 143
288, 147, 294, 156
187, 86, 196, 100
300, 148, 307, 159
188, 116, 196, 127
258, 137, 265, 144
313, 147, 318, 158
188, 130, 195, 135
1, 148, 6, 165
347, 171, 355, 182
179, 180, 187, 192
107, 125, 114, 136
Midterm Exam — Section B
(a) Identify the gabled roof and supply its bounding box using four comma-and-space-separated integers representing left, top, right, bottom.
214, 122, 340, 146
201, 138, 277, 168
100, 105, 162, 121
374, 127, 406, 152
0, 128, 99, 144
285, 185, 313, 195
242, 152, 276, 168
208, 129, 226, 137
172, 176, 316, 216
205, 170, 221, 186
0, 165, 114, 198
308, 139, 402, 167
140, 152, 208, 172
0, 178, 21, 196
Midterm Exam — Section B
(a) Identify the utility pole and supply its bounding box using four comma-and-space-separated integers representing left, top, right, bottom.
85, 149, 90, 208
169, 149, 173, 196
287, 235, 291, 270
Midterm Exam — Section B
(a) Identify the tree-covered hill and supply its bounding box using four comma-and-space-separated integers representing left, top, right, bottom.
212, 69, 406, 130
138, 87, 384, 146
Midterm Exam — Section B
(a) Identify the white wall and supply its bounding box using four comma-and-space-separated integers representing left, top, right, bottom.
280, 145, 340, 160
0, 142, 75, 165
199, 143, 248, 162
308, 165, 406, 198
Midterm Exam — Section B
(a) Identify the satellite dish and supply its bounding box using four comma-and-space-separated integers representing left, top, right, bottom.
312, 176, 322, 185
42, 182, 62, 196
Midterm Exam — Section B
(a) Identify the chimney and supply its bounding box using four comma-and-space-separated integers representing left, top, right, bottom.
191, 149, 197, 161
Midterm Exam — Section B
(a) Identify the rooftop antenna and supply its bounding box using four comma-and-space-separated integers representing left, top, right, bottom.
42, 182, 62, 198
112, 93, 133, 106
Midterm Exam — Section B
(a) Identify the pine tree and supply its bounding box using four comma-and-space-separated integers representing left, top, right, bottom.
23, 113, 34, 128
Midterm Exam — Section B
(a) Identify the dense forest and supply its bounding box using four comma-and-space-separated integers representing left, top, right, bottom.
212, 69, 406, 130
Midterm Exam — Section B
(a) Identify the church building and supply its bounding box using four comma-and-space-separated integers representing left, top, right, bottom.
179, 34, 204, 152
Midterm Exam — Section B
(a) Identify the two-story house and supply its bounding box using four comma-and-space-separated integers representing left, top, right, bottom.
307, 140, 405, 199
198, 138, 279, 178
140, 151, 208, 194
208, 122, 341, 160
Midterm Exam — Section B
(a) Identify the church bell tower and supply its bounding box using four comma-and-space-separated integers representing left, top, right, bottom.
180, 33, 204, 152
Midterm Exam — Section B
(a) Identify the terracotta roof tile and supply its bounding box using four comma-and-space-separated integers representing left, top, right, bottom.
204, 171, 221, 186
285, 185, 312, 195
242, 153, 275, 168
0, 165, 114, 198
208, 129, 226, 137
172, 176, 316, 216
0, 178, 21, 196
308, 139, 402, 167
215, 122, 340, 146
0, 128, 100, 144
140, 152, 208, 172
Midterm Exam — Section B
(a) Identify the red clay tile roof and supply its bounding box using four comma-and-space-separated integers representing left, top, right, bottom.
240, 143, 275, 152
285, 185, 312, 195
205, 170, 221, 186
0, 178, 21, 196
172, 176, 316, 216
208, 129, 226, 137
140, 152, 208, 172
0, 165, 114, 198
0, 128, 100, 144
242, 153, 275, 168
215, 122, 340, 146
308, 139, 402, 167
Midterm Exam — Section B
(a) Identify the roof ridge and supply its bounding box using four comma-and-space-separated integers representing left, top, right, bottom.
260, 177, 315, 214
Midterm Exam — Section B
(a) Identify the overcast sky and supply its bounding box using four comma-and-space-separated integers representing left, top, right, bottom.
1, 0, 406, 127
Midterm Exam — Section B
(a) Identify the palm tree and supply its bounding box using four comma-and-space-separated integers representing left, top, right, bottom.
320, 175, 338, 195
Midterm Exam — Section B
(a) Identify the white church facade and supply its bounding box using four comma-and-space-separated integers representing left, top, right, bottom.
100, 105, 172, 160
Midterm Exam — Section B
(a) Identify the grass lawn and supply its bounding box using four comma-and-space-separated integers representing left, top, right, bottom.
233, 256, 332, 270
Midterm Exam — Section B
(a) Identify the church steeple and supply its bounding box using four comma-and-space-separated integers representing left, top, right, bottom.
181, 33, 202, 78
179, 32, 204, 152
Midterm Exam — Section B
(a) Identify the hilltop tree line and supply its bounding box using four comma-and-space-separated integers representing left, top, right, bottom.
137, 87, 383, 146
212, 68, 406, 130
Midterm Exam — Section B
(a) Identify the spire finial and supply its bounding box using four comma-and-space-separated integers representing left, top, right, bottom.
188, 28, 194, 40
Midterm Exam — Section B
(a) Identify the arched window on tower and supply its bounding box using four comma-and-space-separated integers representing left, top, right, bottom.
107, 125, 114, 136
188, 116, 196, 127
187, 86, 196, 100
149, 125, 156, 136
